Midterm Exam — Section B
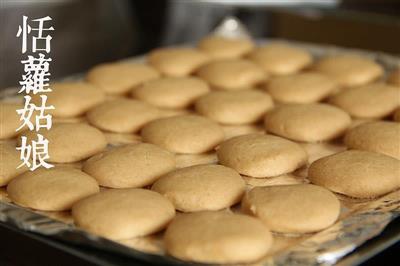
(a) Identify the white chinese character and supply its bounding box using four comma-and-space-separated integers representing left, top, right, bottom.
17, 134, 53, 171
16, 95, 55, 132
16, 15, 54, 53
19, 53, 52, 94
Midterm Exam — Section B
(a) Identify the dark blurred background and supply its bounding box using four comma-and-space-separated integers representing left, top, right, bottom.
1, 0, 400, 88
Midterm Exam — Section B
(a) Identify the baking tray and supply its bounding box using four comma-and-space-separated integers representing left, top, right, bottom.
1, 17, 400, 266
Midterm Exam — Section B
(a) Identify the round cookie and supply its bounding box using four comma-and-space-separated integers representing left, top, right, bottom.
265, 72, 338, 103
19, 123, 107, 163
264, 103, 352, 142
242, 184, 340, 233
198, 35, 254, 59
0, 143, 28, 186
217, 134, 307, 177
83, 143, 175, 188
0, 103, 31, 139
31, 82, 105, 118
152, 164, 245, 212
394, 107, 400, 122
195, 90, 274, 125
344, 121, 400, 160
248, 43, 312, 75
131, 77, 210, 109
72, 188, 175, 240
314, 55, 383, 87
308, 150, 400, 198
164, 211, 273, 264
388, 68, 400, 87
196, 59, 266, 90
148, 47, 210, 77
141, 115, 224, 154
7, 167, 99, 211
86, 63, 160, 95
87, 98, 160, 133
329, 83, 400, 119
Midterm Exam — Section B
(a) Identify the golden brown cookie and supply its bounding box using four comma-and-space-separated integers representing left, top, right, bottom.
217, 134, 307, 177
265, 72, 338, 103
248, 43, 312, 75
83, 143, 175, 188
86, 98, 161, 133
242, 174, 304, 188
196, 59, 266, 90
19, 123, 107, 163
31, 82, 105, 118
329, 83, 400, 119
141, 115, 224, 154
86, 63, 160, 95
264, 103, 351, 142
148, 47, 210, 76
72, 188, 175, 240
152, 164, 245, 212
344, 121, 400, 160
131, 77, 209, 109
314, 55, 383, 87
308, 150, 400, 198
242, 184, 340, 233
164, 211, 273, 264
0, 143, 28, 186
7, 167, 99, 211
198, 35, 254, 59
195, 90, 273, 125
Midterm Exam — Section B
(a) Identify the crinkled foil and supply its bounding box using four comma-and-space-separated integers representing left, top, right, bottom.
1, 16, 400, 266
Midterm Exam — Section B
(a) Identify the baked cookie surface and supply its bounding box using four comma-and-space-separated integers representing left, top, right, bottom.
31, 82, 105, 118
141, 115, 224, 154
344, 121, 400, 160
242, 184, 340, 233
86, 63, 160, 95
196, 59, 266, 90
18, 123, 107, 163
314, 55, 383, 87
72, 188, 175, 240
217, 134, 307, 177
152, 164, 245, 212
7, 167, 99, 211
0, 103, 27, 140
131, 77, 209, 109
0, 143, 28, 186
83, 143, 175, 188
264, 103, 352, 142
265, 72, 338, 103
87, 98, 160, 133
195, 90, 274, 125
148, 47, 209, 77
248, 43, 312, 75
308, 150, 400, 198
198, 35, 254, 59
164, 211, 273, 264
329, 83, 400, 119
